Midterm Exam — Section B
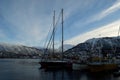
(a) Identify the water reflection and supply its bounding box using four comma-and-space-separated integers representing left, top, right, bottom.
0, 59, 119, 80
39, 69, 116, 80
39, 70, 83, 80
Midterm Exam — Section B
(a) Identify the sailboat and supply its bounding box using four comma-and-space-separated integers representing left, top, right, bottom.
39, 9, 72, 70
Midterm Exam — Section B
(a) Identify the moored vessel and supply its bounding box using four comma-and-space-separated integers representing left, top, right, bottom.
87, 62, 118, 72
39, 9, 72, 70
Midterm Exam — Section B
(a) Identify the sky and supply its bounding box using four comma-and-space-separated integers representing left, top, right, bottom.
0, 0, 120, 47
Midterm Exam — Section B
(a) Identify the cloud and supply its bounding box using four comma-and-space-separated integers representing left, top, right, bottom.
0, 0, 97, 47
88, 0, 120, 23
0, 29, 6, 39
70, 0, 120, 29
51, 0, 96, 21
65, 0, 120, 45
65, 19, 120, 45
0, 0, 119, 47
0, 0, 54, 46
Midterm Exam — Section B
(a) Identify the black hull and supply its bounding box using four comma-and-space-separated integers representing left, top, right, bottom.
39, 61, 72, 70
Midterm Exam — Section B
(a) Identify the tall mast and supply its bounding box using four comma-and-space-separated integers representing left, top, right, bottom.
118, 26, 120, 37
53, 10, 55, 54
61, 9, 64, 60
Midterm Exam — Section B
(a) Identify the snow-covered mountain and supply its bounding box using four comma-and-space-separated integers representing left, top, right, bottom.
64, 37, 120, 60
0, 43, 43, 58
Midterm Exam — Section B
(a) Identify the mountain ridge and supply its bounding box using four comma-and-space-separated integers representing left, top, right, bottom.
0, 43, 43, 58
64, 36, 120, 60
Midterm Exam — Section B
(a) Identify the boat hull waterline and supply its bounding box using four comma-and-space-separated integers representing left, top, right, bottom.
40, 61, 72, 70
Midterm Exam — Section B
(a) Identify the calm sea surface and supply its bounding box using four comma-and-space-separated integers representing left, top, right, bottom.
0, 59, 120, 80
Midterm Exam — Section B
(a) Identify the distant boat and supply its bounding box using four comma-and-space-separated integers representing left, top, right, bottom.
88, 61, 118, 72
72, 62, 87, 70
39, 9, 72, 70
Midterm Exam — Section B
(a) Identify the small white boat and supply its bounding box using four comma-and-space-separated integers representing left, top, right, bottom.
72, 62, 87, 70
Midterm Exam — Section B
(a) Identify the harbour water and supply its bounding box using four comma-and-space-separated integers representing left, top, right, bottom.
0, 59, 120, 80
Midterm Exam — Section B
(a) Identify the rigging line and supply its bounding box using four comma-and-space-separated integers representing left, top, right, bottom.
46, 26, 56, 50
46, 31, 53, 51
48, 33, 53, 49
48, 11, 62, 49
50, 40, 53, 48
42, 27, 53, 60
53, 10, 62, 47
44, 24, 55, 54
45, 21, 57, 52
53, 11, 62, 38
54, 11, 61, 28
42, 10, 62, 60
42, 17, 53, 59
43, 23, 53, 49
44, 13, 59, 52
44, 10, 62, 54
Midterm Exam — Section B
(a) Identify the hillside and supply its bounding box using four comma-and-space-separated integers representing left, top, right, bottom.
0, 43, 43, 58
64, 37, 120, 60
